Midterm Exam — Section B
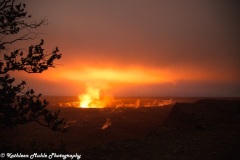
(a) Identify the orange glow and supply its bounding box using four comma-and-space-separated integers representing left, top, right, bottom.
61, 66, 172, 84
101, 118, 112, 130
32, 63, 237, 85
78, 85, 112, 108
79, 86, 100, 108
23, 62, 239, 97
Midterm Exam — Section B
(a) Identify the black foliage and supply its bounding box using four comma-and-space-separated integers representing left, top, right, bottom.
0, 0, 27, 35
0, 0, 67, 131
0, 39, 62, 74
0, 74, 67, 131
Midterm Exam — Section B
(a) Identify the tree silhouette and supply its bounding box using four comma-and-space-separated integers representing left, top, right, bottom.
0, 0, 67, 131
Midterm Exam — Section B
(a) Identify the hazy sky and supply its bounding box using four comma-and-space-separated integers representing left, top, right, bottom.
11, 0, 240, 97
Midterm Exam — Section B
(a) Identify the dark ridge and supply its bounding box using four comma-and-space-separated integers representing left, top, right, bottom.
164, 99, 240, 131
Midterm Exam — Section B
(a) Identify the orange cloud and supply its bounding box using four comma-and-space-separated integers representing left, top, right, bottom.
34, 63, 236, 85
60, 67, 170, 84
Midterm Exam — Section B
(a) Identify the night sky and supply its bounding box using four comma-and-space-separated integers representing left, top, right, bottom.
13, 0, 240, 97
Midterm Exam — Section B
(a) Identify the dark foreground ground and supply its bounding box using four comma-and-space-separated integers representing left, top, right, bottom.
83, 99, 240, 160
1, 98, 240, 160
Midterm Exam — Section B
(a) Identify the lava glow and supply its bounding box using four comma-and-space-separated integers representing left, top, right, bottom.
79, 87, 100, 108
78, 86, 111, 108
77, 84, 174, 108
101, 118, 112, 130
58, 95, 174, 108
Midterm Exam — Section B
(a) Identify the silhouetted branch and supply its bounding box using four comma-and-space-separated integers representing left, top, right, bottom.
0, 74, 68, 131
0, 39, 62, 74
0, 0, 67, 132
0, 32, 37, 50
0, 0, 47, 50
